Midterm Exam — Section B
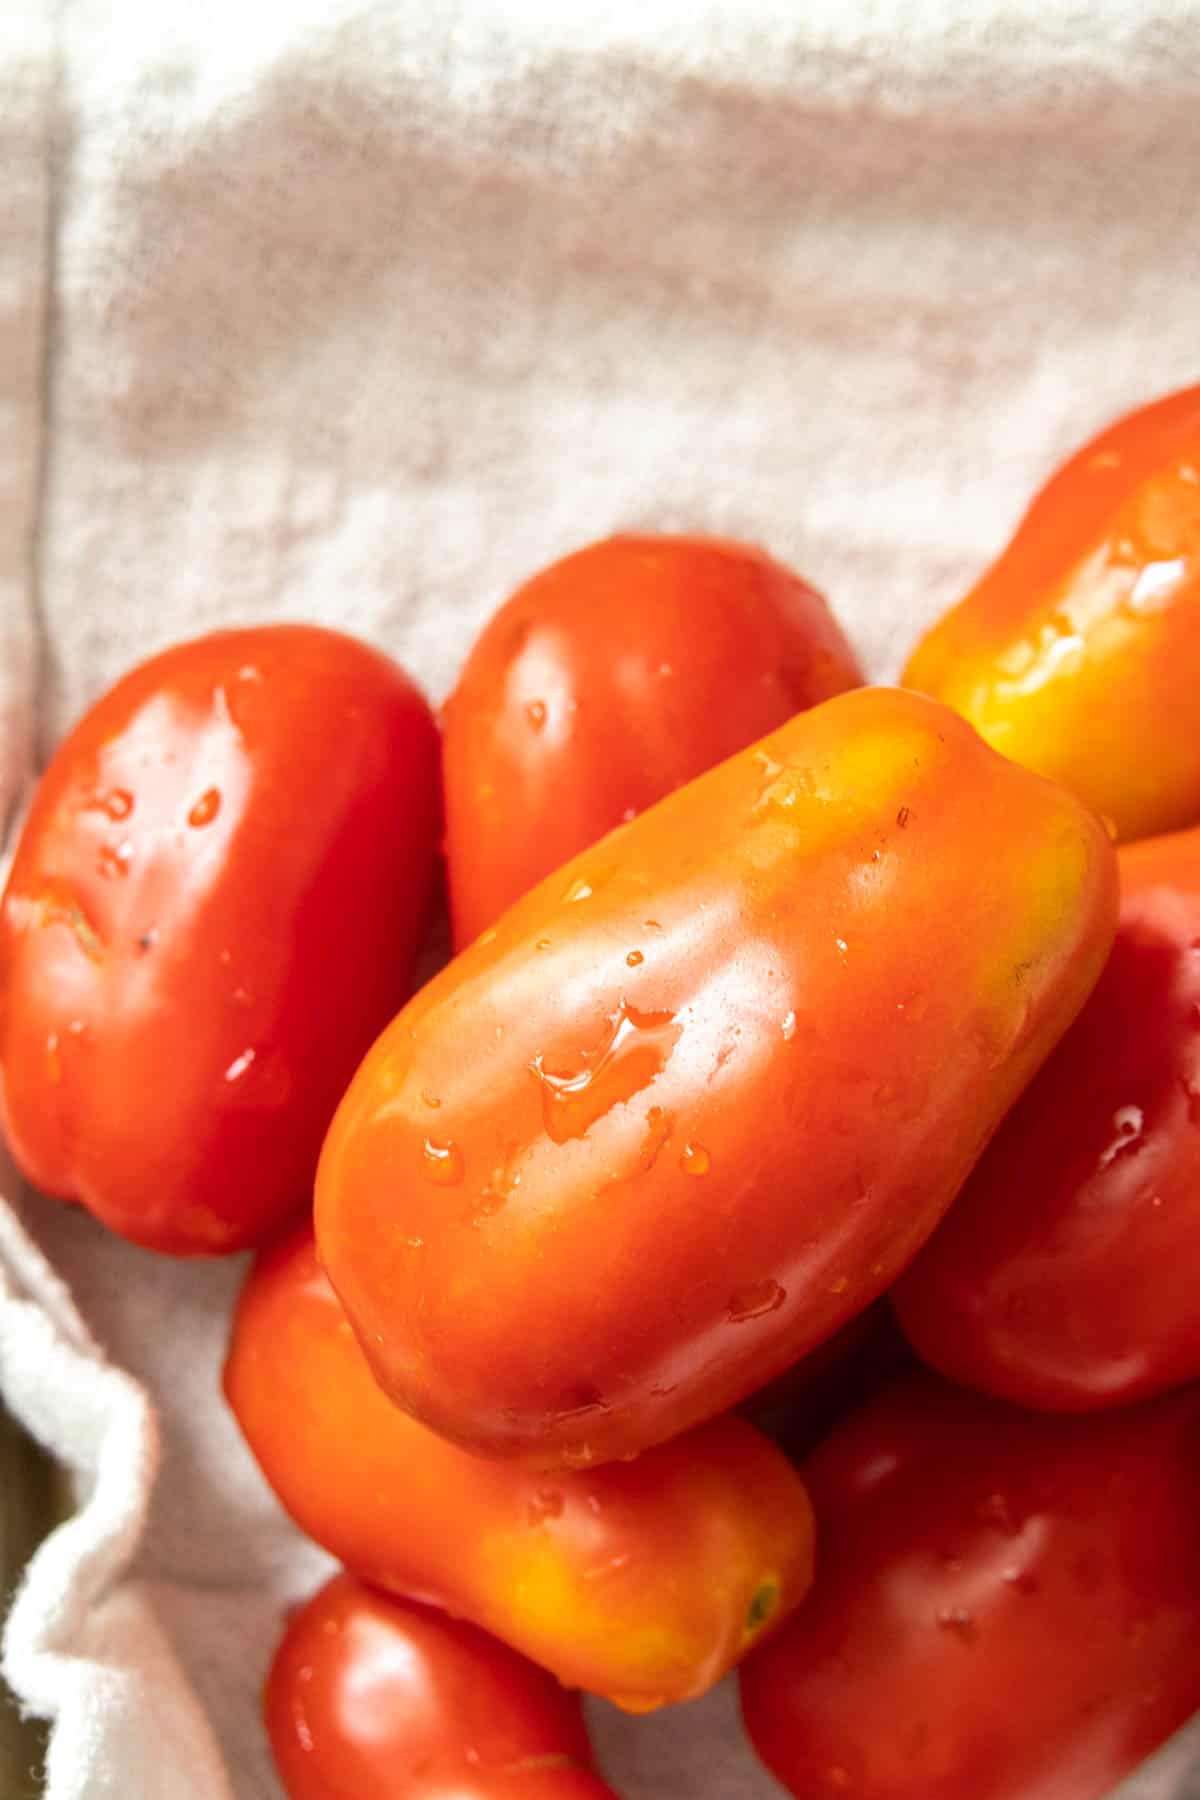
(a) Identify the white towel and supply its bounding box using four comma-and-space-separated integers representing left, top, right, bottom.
3, 2, 1200, 1794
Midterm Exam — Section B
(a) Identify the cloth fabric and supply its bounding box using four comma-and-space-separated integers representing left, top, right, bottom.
2, 1, 1200, 1794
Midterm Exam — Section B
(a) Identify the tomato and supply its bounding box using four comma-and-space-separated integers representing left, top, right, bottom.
894, 823, 1200, 1410
904, 385, 1200, 842
316, 686, 1116, 1466
740, 1375, 1200, 1800
225, 1224, 814, 1711
442, 534, 862, 946
739, 1301, 915, 1464
0, 626, 439, 1253
265, 1574, 618, 1800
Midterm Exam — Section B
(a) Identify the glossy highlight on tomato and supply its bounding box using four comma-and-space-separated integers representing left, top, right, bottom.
894, 822, 1200, 1411
0, 625, 439, 1253
740, 1375, 1200, 1800
905, 385, 1200, 842
226, 1224, 814, 1711
442, 534, 863, 945
266, 1574, 619, 1800
317, 685, 1117, 1466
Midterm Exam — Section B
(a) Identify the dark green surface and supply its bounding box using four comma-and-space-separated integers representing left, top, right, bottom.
1, 1405, 68, 1800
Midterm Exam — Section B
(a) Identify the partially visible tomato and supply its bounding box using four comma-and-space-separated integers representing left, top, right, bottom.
0, 626, 439, 1253
317, 686, 1116, 1466
894, 822, 1200, 1411
442, 534, 862, 946
266, 1574, 618, 1800
739, 1301, 915, 1463
740, 1375, 1200, 1800
904, 385, 1200, 842
226, 1224, 814, 1712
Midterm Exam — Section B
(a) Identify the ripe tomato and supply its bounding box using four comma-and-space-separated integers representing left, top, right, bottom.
894, 822, 1200, 1410
226, 1224, 814, 1711
0, 626, 439, 1253
266, 1574, 618, 1799
316, 686, 1116, 1466
740, 1375, 1200, 1800
442, 534, 862, 945
739, 1301, 915, 1464
905, 384, 1200, 842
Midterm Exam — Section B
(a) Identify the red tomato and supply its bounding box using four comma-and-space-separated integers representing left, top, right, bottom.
905, 385, 1200, 842
442, 534, 863, 945
266, 1574, 619, 1800
740, 1375, 1200, 1800
0, 626, 439, 1253
739, 1301, 915, 1463
317, 687, 1116, 1466
226, 1223, 815, 1711
894, 823, 1200, 1410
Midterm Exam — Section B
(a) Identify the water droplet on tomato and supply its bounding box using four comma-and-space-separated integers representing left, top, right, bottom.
562, 876, 593, 904
188, 788, 221, 828
224, 1048, 257, 1083
727, 1279, 786, 1322
834, 936, 848, 956
530, 1001, 680, 1144
97, 841, 133, 879
626, 949, 643, 967
422, 1091, 442, 1109
527, 1489, 563, 1524
1124, 557, 1188, 617
936, 1607, 978, 1644
422, 1138, 464, 1185
1097, 1103, 1145, 1169
85, 788, 133, 821
680, 1142, 710, 1175
781, 1010, 797, 1040
535, 938, 551, 951
45, 1032, 61, 1083
525, 699, 547, 731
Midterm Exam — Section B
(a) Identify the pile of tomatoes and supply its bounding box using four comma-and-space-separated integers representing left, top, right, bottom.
3, 385, 1200, 1799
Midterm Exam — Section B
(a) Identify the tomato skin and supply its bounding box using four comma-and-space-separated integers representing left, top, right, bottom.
740, 1375, 1200, 1800
0, 626, 439, 1254
894, 823, 1200, 1411
265, 1574, 618, 1800
442, 534, 863, 946
316, 686, 1117, 1466
904, 385, 1200, 842
225, 1224, 814, 1711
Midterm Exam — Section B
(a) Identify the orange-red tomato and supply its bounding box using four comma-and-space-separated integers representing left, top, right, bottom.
316, 687, 1116, 1466
442, 535, 862, 945
905, 385, 1200, 842
226, 1224, 814, 1712
0, 626, 439, 1254
740, 1375, 1200, 1800
266, 1574, 619, 1800
894, 822, 1200, 1410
